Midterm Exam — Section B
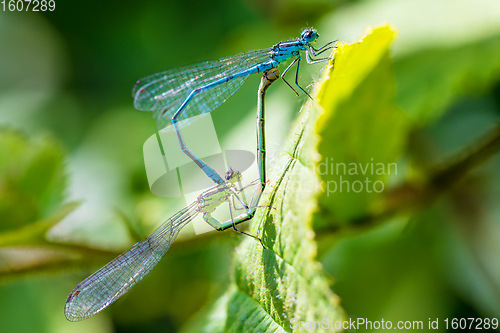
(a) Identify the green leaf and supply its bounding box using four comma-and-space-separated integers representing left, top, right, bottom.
0, 128, 67, 230
316, 26, 410, 224
0, 129, 86, 281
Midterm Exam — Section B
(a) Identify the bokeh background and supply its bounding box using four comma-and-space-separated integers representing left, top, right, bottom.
1, 0, 500, 332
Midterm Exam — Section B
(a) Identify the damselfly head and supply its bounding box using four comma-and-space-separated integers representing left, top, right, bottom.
225, 168, 242, 183
301, 28, 319, 43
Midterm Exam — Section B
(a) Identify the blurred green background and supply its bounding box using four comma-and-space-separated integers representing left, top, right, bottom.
1, 0, 500, 332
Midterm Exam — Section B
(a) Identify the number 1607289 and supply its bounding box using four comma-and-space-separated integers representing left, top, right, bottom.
1, 0, 55, 12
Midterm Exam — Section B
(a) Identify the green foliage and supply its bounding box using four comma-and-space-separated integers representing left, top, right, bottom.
0, 129, 82, 281
0, 128, 67, 230
317, 26, 409, 223
312, 4, 500, 324
395, 34, 500, 124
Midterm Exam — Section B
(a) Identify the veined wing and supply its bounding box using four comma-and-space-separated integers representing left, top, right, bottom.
132, 48, 273, 130
64, 202, 198, 321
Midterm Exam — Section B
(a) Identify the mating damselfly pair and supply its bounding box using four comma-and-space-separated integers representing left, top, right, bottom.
65, 28, 336, 321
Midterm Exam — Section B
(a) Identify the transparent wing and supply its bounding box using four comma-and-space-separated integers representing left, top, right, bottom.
64, 202, 199, 321
132, 48, 273, 130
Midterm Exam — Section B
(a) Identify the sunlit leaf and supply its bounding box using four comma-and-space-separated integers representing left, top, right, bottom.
315, 26, 409, 223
